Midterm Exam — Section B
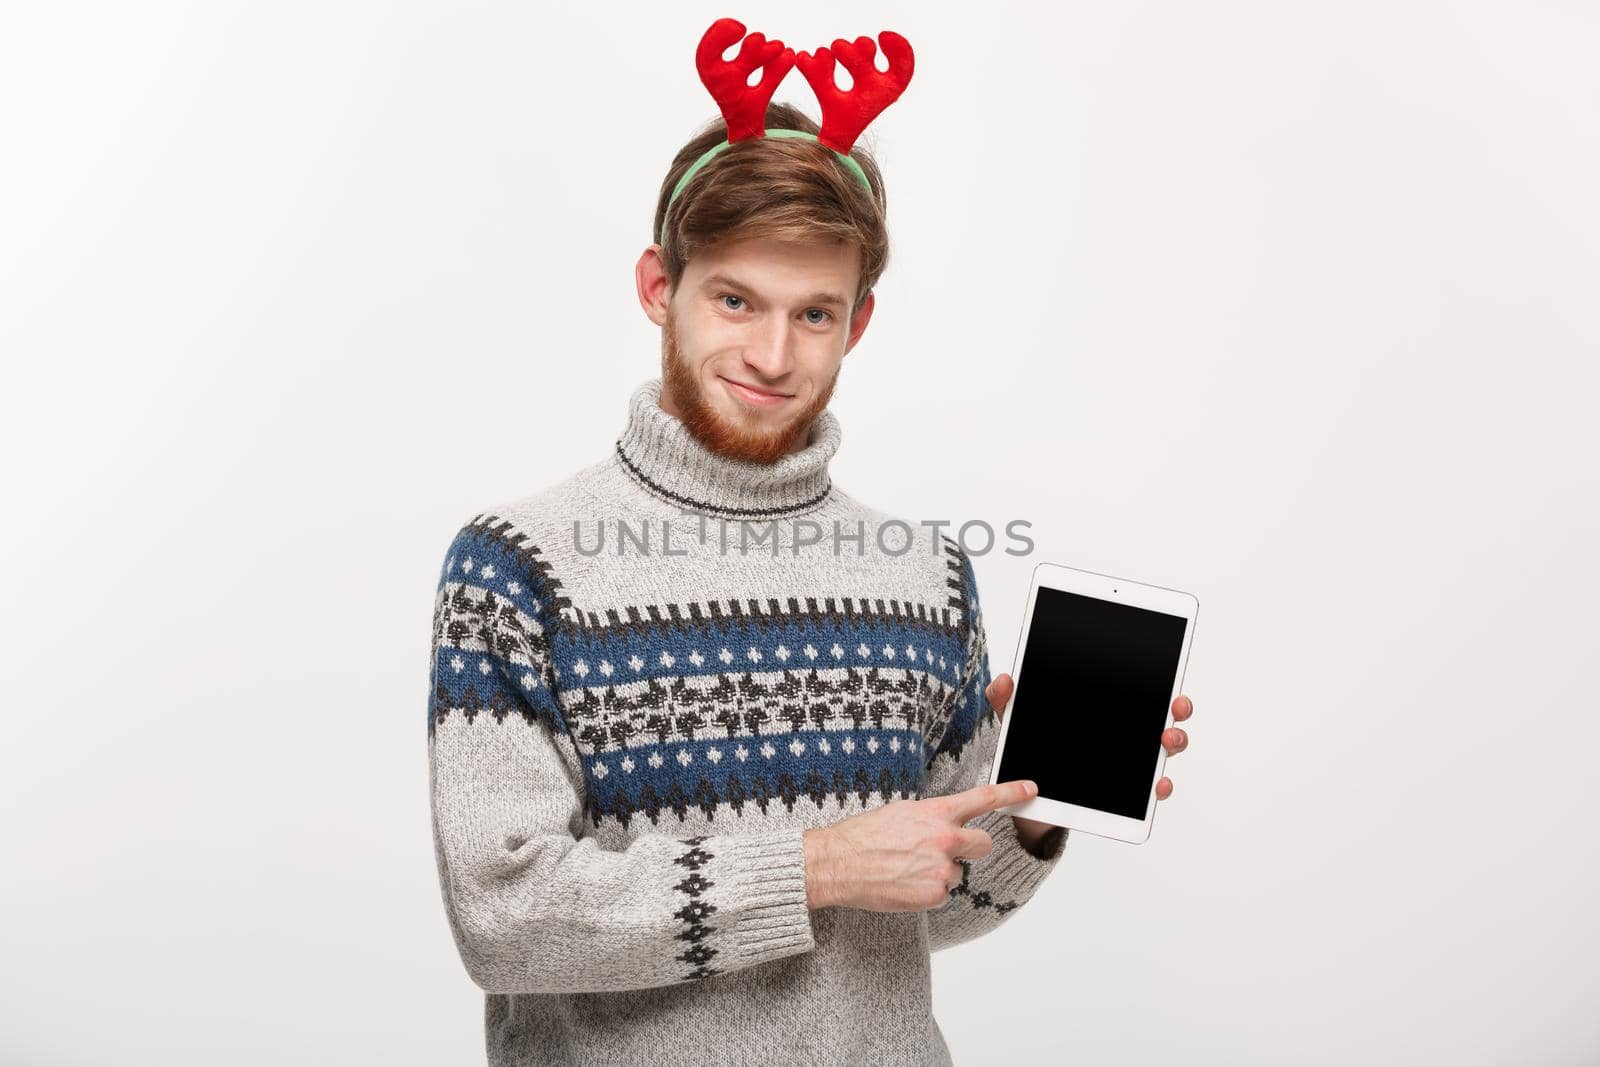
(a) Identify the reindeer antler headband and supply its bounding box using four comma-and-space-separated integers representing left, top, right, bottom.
658, 17, 915, 243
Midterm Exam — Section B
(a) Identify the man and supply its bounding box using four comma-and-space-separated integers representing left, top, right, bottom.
427, 98, 1193, 1066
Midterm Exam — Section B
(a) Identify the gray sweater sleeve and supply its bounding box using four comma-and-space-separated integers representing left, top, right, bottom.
427, 525, 817, 995
922, 552, 1067, 954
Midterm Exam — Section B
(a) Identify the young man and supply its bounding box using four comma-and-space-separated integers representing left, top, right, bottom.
427, 101, 1192, 1065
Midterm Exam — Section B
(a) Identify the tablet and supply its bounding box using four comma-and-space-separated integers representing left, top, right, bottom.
987, 562, 1199, 844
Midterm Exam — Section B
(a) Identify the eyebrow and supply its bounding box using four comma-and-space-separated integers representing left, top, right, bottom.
700, 273, 849, 311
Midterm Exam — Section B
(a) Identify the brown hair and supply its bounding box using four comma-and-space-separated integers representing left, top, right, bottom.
652, 101, 890, 317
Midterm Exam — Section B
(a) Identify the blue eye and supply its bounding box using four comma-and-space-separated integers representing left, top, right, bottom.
805, 309, 832, 326
721, 294, 744, 311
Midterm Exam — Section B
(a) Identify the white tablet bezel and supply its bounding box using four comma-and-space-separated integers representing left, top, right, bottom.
986, 561, 1199, 844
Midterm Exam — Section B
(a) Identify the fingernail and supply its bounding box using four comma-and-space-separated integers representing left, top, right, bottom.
1026, 781, 1038, 796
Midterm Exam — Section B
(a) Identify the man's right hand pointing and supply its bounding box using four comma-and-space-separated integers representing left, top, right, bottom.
801, 778, 1039, 911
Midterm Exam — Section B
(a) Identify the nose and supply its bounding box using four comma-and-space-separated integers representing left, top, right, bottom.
743, 312, 796, 380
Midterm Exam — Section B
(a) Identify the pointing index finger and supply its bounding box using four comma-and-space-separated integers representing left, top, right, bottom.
941, 779, 1037, 825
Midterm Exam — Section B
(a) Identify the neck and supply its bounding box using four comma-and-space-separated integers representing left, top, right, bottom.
614, 377, 841, 520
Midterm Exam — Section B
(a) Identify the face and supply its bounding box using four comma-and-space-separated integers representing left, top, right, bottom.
636, 236, 875, 465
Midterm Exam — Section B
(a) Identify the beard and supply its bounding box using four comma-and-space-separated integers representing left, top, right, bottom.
660, 305, 840, 465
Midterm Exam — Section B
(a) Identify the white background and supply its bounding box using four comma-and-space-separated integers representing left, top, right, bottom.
3, 2, 1596, 1063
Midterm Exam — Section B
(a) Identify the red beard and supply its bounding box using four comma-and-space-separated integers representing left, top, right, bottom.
659, 306, 839, 465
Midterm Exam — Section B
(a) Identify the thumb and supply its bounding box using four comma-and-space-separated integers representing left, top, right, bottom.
987, 672, 1014, 719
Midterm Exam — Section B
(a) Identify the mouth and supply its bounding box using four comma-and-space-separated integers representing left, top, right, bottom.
719, 376, 793, 408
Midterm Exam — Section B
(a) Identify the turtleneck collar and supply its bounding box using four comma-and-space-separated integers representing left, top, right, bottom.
614, 377, 841, 520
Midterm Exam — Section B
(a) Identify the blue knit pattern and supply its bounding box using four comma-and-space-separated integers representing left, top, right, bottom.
429, 514, 989, 831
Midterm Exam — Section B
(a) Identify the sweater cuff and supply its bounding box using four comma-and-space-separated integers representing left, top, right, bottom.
1022, 825, 1068, 861
970, 808, 1067, 899
720, 828, 817, 967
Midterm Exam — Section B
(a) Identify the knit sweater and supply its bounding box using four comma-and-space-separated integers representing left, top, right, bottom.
426, 377, 1068, 1066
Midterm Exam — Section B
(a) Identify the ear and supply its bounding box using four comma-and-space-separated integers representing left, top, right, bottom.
842, 289, 876, 355
636, 244, 673, 326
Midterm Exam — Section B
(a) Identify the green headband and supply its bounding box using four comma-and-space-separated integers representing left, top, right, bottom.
657, 128, 871, 245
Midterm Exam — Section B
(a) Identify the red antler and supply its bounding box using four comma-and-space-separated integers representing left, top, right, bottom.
696, 17, 796, 142
794, 31, 915, 154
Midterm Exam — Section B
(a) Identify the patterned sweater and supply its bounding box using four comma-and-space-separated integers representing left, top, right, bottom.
426, 377, 1068, 1065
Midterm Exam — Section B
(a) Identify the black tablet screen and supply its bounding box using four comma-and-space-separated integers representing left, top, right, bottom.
994, 586, 1189, 820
